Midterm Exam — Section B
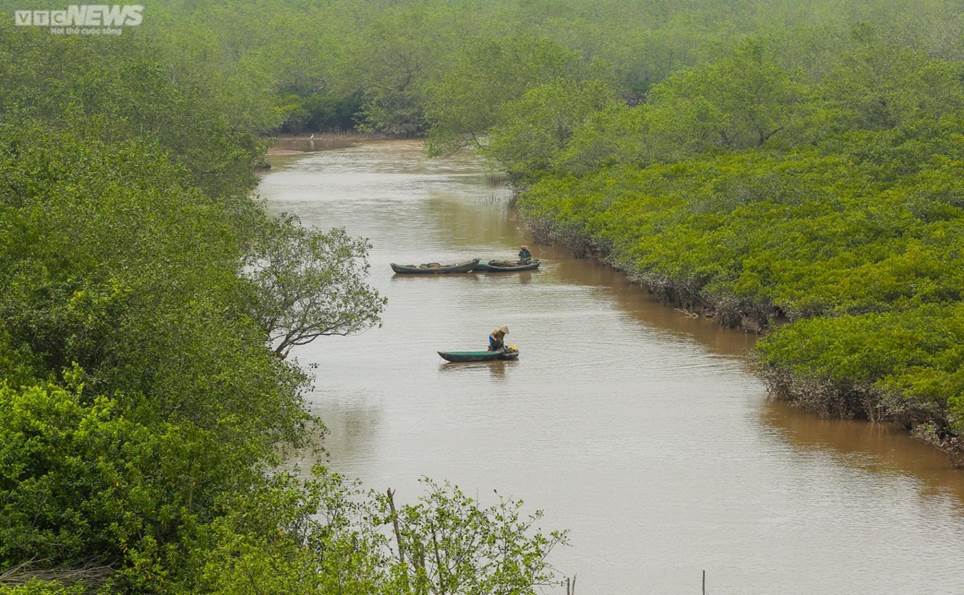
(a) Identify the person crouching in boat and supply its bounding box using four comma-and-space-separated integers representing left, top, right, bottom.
518, 245, 532, 264
488, 325, 509, 351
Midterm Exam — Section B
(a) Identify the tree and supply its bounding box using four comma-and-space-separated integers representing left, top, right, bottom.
486, 79, 618, 180
0, 23, 275, 200
822, 25, 964, 131
243, 213, 386, 358
425, 35, 587, 154
646, 39, 805, 153
379, 479, 569, 595
196, 470, 570, 595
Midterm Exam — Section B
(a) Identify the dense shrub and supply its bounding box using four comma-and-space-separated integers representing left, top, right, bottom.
513, 33, 963, 454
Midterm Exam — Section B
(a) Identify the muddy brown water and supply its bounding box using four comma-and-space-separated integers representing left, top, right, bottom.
259, 140, 964, 594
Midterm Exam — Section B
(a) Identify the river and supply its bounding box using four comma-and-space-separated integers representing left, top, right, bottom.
259, 139, 964, 594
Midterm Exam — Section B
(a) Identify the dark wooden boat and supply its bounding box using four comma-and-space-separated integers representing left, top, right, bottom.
391, 259, 479, 275
472, 259, 541, 272
437, 349, 520, 362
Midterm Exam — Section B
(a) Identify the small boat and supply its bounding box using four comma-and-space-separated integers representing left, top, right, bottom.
437, 349, 520, 362
391, 259, 480, 275
472, 259, 541, 272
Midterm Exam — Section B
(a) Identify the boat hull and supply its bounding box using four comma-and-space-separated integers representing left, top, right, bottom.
437, 350, 519, 362
391, 259, 479, 274
473, 259, 541, 272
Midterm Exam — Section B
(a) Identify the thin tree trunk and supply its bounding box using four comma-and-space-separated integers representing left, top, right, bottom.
386, 488, 410, 591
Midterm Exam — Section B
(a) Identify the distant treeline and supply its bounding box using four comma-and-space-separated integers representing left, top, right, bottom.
113, 0, 963, 138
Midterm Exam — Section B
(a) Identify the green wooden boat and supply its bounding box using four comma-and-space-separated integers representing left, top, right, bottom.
473, 259, 541, 272
437, 349, 519, 362
391, 258, 479, 275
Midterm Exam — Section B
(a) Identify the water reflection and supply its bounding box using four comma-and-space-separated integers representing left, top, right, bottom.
389, 272, 482, 284
762, 398, 964, 508
420, 192, 516, 250
305, 396, 384, 468
439, 360, 516, 381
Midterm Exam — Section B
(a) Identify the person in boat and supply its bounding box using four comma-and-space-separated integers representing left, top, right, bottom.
488, 325, 509, 351
518, 245, 532, 264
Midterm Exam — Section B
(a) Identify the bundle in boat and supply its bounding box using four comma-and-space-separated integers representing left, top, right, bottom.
472, 259, 540, 272
390, 258, 479, 274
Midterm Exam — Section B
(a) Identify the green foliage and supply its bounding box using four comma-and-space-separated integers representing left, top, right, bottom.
349, 2, 467, 136
0, 38, 396, 586
378, 479, 568, 594
0, 383, 227, 574
0, 23, 271, 198
644, 40, 806, 152
0, 120, 317, 589
553, 38, 828, 175
553, 103, 649, 175
0, 580, 85, 594
193, 468, 390, 594
280, 90, 363, 134
823, 27, 964, 131
0, 122, 309, 450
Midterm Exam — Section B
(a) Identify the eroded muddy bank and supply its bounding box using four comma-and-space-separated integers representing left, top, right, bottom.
521, 212, 964, 466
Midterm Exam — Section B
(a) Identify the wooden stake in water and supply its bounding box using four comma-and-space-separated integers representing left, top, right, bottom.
702, 569, 706, 594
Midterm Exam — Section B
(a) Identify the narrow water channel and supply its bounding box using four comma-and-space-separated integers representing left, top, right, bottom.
260, 139, 964, 594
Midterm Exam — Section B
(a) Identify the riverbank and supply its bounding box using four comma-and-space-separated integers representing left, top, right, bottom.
259, 133, 397, 168
523, 211, 962, 464
266, 132, 392, 156
523, 214, 778, 334
515, 154, 963, 465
